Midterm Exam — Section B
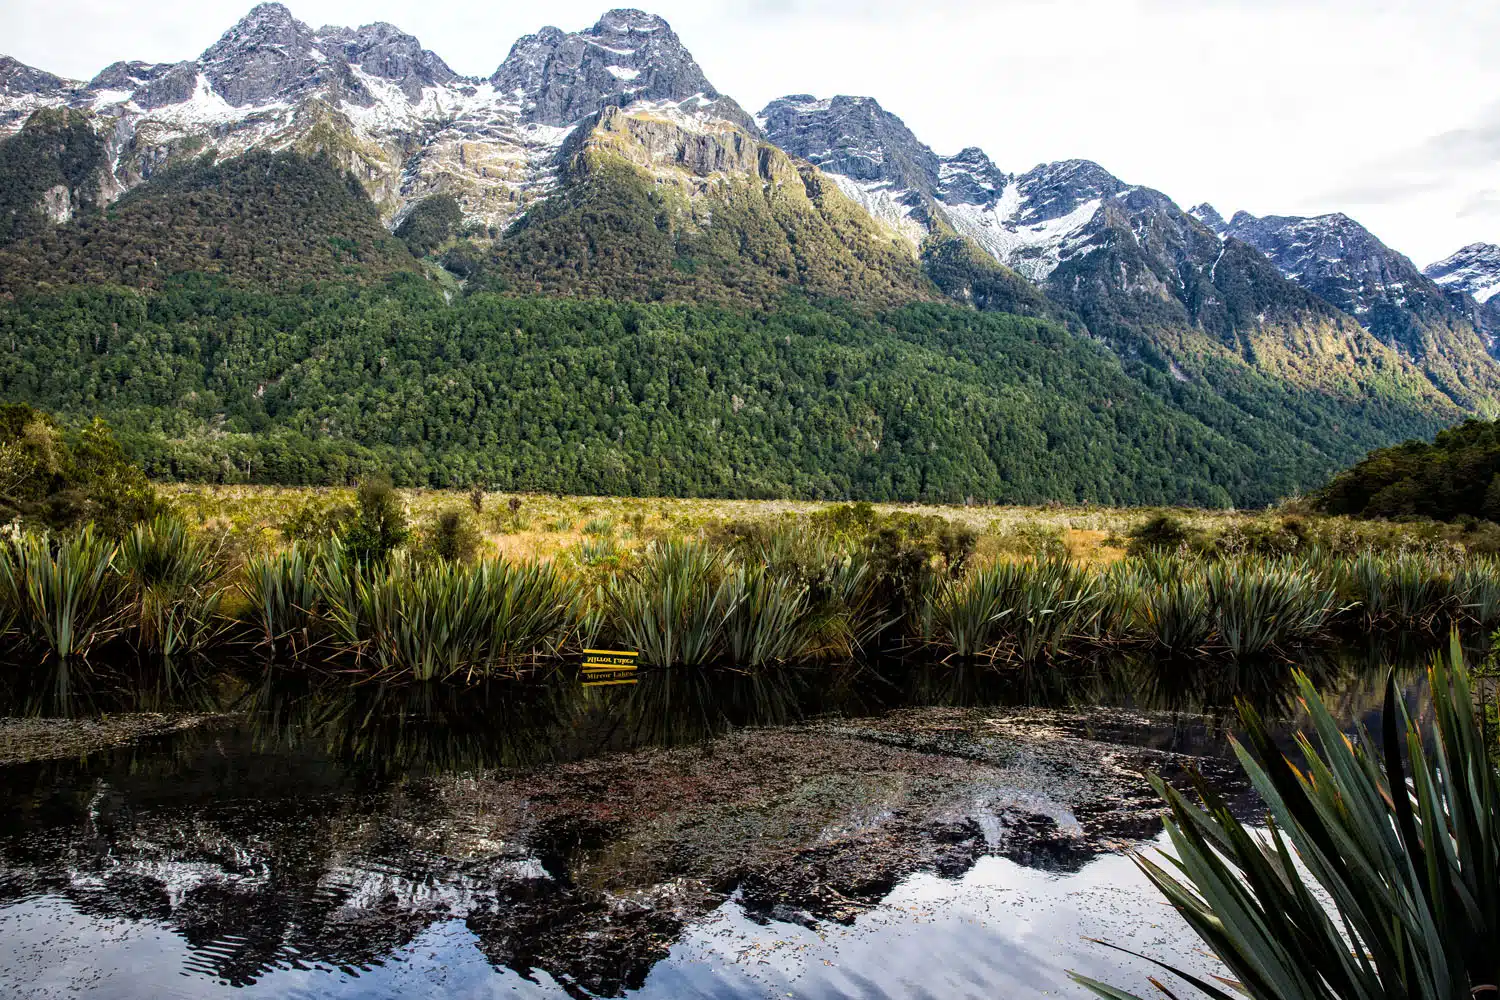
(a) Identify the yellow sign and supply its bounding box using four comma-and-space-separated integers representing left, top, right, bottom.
581, 649, 639, 686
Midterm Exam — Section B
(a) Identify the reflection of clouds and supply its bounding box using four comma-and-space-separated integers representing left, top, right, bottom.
643, 836, 1217, 1000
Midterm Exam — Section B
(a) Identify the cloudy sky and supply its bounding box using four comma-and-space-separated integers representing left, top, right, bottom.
5, 0, 1498, 266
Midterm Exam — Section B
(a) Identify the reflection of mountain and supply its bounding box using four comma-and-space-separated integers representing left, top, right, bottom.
0, 650, 1433, 995
0, 683, 1259, 995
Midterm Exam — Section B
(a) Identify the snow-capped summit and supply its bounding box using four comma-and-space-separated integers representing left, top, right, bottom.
1425, 243, 1500, 304
491, 9, 752, 130
1188, 203, 1228, 235
0, 6, 760, 233
1221, 210, 1481, 352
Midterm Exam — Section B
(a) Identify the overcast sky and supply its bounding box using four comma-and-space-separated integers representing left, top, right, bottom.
5, 0, 1498, 265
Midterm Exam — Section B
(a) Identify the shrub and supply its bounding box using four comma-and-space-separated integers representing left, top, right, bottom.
420, 508, 482, 564
342, 477, 409, 564
1126, 514, 1196, 557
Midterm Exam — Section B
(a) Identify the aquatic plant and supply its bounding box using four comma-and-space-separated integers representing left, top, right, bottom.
320, 554, 577, 680
721, 563, 812, 667
1203, 558, 1339, 657
1333, 551, 1463, 631
117, 515, 229, 655
0, 525, 122, 661
1456, 557, 1500, 627
1074, 636, 1500, 999
240, 543, 322, 653
929, 559, 1107, 663
1114, 557, 1215, 654
602, 540, 735, 667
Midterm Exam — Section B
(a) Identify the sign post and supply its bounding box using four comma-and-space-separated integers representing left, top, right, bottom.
580, 649, 639, 686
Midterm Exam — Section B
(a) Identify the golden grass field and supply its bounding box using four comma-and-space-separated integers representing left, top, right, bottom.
159, 483, 1397, 568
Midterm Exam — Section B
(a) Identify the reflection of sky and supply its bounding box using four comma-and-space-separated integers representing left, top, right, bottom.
0, 832, 1220, 999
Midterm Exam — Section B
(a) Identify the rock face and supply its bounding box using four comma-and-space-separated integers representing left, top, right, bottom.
1426, 243, 1500, 303
492, 9, 753, 131
1219, 210, 1491, 356
0, 5, 748, 232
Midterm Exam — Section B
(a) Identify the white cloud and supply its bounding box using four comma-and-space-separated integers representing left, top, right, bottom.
4, 0, 1498, 266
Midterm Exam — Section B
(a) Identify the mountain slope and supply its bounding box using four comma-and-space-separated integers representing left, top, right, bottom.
0, 148, 417, 293
1201, 209, 1500, 408
0, 279, 1398, 505
1425, 243, 1500, 339
471, 105, 934, 308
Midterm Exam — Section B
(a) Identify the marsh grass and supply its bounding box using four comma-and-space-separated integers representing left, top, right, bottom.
241, 543, 322, 654
0, 526, 122, 661
319, 554, 578, 680
602, 540, 735, 667
118, 515, 230, 656
4, 495, 1500, 678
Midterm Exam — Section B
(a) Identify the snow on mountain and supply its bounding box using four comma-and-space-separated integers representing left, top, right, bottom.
1219, 210, 1480, 353
760, 94, 1156, 282
1425, 243, 1500, 304
1188, 203, 1229, 235
0, 4, 750, 231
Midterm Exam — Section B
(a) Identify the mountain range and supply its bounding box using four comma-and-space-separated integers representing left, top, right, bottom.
0, 3, 1497, 504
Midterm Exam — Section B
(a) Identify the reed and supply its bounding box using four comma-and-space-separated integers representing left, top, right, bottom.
722, 564, 812, 667
0, 526, 123, 661
1203, 558, 1339, 657
929, 559, 1107, 663
1114, 557, 1215, 654
602, 540, 735, 667
117, 515, 229, 656
319, 554, 577, 680
240, 543, 322, 653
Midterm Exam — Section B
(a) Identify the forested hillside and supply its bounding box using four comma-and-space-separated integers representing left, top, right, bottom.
0, 276, 1420, 505
1316, 418, 1500, 521
0, 150, 417, 294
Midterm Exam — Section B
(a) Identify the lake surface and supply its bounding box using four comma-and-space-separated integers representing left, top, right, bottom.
0, 648, 1434, 999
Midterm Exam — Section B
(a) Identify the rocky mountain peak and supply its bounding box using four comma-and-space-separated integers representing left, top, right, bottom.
1223, 209, 1478, 356
758, 94, 938, 191
0, 56, 72, 96
199, 1, 320, 106
1012, 159, 1125, 226
592, 8, 671, 33
936, 146, 1006, 206
491, 9, 749, 130
315, 21, 456, 98
1188, 203, 1228, 234
1425, 243, 1500, 304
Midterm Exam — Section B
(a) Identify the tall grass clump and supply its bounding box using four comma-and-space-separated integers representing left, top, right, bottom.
1111, 556, 1214, 654
241, 543, 322, 654
1073, 636, 1500, 999
0, 526, 122, 661
320, 555, 577, 680
928, 559, 1107, 663
1203, 557, 1339, 657
117, 515, 228, 656
602, 540, 735, 667
722, 564, 812, 667
1335, 550, 1463, 630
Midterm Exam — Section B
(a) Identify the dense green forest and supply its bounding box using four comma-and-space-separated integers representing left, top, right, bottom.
0, 275, 1411, 505
0, 150, 416, 295
0, 132, 1473, 506
1316, 418, 1500, 521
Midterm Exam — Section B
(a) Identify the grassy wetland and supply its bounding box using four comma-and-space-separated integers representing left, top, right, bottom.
0, 480, 1497, 685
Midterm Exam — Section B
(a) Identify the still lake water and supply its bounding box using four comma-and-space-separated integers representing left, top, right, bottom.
0, 648, 1434, 999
